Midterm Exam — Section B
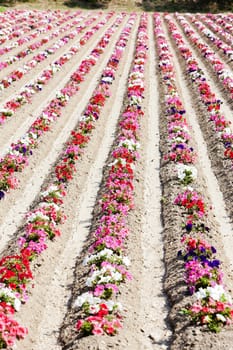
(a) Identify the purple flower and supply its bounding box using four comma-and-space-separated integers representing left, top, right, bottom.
209, 259, 220, 268
211, 246, 217, 254
176, 144, 185, 149
186, 222, 193, 231
0, 191, 5, 200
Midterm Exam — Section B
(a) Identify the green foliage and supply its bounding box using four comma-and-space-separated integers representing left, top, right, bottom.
140, 0, 233, 12
64, 0, 110, 9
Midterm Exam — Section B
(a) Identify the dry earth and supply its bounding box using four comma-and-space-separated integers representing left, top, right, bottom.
0, 9, 233, 350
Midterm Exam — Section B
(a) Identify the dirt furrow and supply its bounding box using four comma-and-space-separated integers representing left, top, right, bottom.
137, 14, 172, 349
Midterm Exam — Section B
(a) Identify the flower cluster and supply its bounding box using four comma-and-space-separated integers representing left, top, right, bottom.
176, 164, 197, 185
155, 12, 233, 333
74, 13, 148, 336
174, 188, 205, 218
178, 235, 222, 294
182, 285, 233, 332
0, 250, 33, 347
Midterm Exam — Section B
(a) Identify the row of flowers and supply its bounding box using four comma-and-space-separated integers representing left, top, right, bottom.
0, 13, 136, 348
195, 13, 233, 48
0, 12, 113, 125
187, 14, 233, 61
0, 12, 54, 44
0, 10, 82, 57
0, 12, 124, 200
0, 11, 105, 91
73, 13, 148, 337
164, 15, 233, 164
0, 10, 78, 45
154, 13, 233, 333
175, 14, 233, 100
206, 13, 233, 37
0, 10, 85, 71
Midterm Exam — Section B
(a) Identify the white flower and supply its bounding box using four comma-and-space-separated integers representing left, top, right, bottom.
84, 248, 114, 265
176, 164, 197, 181
73, 292, 101, 308
89, 303, 100, 313
195, 287, 207, 300
28, 132, 38, 140
0, 109, 13, 116
101, 77, 113, 83
111, 271, 122, 281
216, 313, 226, 323
20, 135, 32, 146
118, 139, 140, 151
122, 256, 131, 266
221, 127, 232, 135
14, 298, 21, 312
207, 285, 228, 301
105, 300, 122, 311
26, 211, 49, 222
0, 287, 21, 311
195, 285, 232, 302
39, 201, 60, 211
41, 184, 61, 198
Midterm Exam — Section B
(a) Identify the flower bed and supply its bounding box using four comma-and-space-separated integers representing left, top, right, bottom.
1, 8, 233, 349
0, 10, 83, 70
0, 11, 105, 93
0, 12, 136, 348
0, 12, 114, 125
0, 10, 82, 58
195, 14, 233, 48
164, 15, 233, 167
0, 13, 124, 199
154, 12, 233, 334
72, 13, 148, 337
0, 10, 136, 348
175, 14, 233, 100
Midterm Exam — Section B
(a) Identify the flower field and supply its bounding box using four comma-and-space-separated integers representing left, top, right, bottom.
0, 8, 233, 350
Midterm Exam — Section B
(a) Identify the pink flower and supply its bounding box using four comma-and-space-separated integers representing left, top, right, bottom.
76, 320, 84, 331
92, 326, 104, 335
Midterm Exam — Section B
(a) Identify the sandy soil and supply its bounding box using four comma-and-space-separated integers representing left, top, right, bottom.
0, 9, 233, 350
